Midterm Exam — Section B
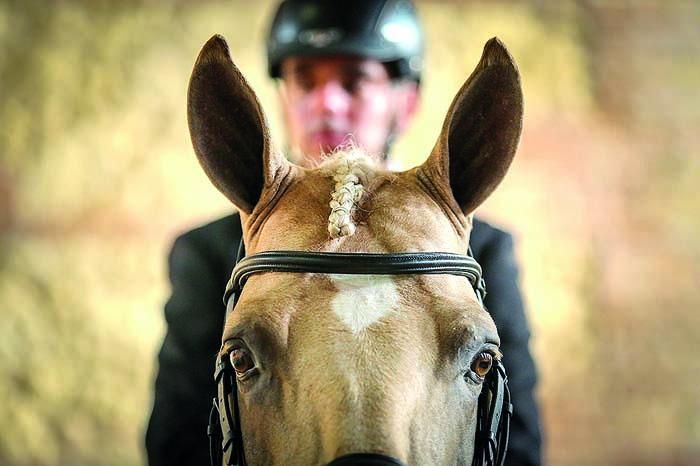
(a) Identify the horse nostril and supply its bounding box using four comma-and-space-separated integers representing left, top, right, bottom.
325, 453, 407, 466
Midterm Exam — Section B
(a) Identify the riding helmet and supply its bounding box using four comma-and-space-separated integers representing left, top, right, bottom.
266, 0, 424, 82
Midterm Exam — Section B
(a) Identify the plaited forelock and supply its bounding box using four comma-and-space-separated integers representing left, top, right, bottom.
321, 147, 374, 238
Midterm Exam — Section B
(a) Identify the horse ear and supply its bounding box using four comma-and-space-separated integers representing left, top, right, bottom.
187, 35, 287, 214
422, 37, 523, 216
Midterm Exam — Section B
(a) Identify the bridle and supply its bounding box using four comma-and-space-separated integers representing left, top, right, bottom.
209, 241, 512, 466
209, 240, 512, 466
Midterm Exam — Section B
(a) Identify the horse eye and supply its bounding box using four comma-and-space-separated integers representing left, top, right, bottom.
470, 352, 494, 379
229, 348, 255, 376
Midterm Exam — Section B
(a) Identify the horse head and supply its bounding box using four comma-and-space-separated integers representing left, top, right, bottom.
187, 34, 522, 466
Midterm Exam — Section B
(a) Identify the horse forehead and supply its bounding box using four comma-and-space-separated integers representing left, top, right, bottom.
232, 273, 479, 341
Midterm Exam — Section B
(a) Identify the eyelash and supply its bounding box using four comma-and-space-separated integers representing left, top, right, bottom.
464, 348, 499, 384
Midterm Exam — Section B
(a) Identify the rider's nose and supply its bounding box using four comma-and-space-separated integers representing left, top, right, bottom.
325, 453, 407, 466
312, 81, 350, 116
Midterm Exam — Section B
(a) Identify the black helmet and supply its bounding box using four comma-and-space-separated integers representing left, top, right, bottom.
266, 0, 424, 82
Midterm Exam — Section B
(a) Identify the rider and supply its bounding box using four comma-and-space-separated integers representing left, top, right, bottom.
145, 1, 542, 465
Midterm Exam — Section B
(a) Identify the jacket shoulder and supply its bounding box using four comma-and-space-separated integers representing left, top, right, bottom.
170, 213, 242, 269
470, 217, 514, 257
175, 213, 241, 242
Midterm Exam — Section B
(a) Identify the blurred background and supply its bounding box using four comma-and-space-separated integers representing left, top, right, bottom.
1, 0, 698, 465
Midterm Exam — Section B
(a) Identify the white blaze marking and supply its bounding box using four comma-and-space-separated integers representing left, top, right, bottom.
330, 275, 400, 333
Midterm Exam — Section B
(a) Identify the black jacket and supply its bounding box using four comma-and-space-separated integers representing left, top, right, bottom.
145, 213, 542, 466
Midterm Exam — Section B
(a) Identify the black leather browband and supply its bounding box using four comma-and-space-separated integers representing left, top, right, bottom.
223, 250, 487, 307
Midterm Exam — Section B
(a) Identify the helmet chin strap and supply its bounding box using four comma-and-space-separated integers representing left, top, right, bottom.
382, 113, 399, 165
384, 80, 418, 169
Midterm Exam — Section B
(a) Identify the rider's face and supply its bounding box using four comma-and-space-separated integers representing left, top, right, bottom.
279, 56, 418, 166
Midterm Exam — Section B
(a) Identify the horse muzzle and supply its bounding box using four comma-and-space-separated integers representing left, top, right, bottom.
326, 453, 407, 466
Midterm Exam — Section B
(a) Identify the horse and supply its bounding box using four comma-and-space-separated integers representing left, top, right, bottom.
187, 34, 523, 466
